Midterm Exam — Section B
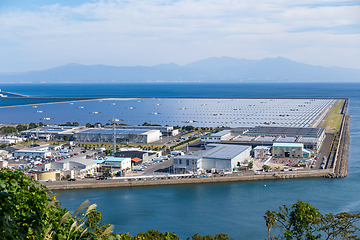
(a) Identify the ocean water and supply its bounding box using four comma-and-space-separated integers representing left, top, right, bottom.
1, 82, 360, 239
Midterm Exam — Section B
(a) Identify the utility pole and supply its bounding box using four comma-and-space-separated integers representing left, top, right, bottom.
109, 118, 119, 156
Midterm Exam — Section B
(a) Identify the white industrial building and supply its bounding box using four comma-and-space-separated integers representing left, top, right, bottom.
105, 125, 179, 136
102, 157, 131, 171
0, 160, 8, 169
201, 126, 325, 151
14, 147, 52, 158
253, 146, 271, 159
37, 156, 98, 178
201, 130, 232, 142
21, 126, 84, 140
173, 144, 251, 174
74, 128, 161, 143
0, 136, 24, 144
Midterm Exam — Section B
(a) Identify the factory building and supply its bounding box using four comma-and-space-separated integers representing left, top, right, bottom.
272, 143, 304, 158
102, 157, 131, 171
73, 128, 161, 144
200, 130, 232, 142
173, 144, 251, 174
14, 147, 52, 158
105, 125, 179, 136
114, 150, 157, 163
37, 156, 98, 178
21, 126, 84, 140
253, 146, 271, 159
201, 126, 325, 151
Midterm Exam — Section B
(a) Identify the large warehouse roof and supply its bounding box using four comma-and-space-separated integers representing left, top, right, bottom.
243, 126, 324, 138
77, 128, 157, 135
202, 144, 251, 160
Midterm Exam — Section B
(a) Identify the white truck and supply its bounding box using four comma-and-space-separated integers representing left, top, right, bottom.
133, 166, 144, 171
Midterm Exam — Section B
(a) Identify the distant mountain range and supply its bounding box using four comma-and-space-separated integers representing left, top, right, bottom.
1, 57, 359, 83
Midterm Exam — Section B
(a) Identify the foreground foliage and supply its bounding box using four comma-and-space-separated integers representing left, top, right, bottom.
264, 200, 360, 240
0, 169, 233, 240
2, 168, 360, 240
0, 169, 113, 239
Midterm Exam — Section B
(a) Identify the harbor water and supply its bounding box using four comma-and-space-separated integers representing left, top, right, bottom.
1, 82, 360, 239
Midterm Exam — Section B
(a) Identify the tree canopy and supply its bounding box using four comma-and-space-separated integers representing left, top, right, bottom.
264, 200, 360, 240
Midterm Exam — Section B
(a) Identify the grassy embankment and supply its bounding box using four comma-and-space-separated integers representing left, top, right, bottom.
322, 100, 344, 134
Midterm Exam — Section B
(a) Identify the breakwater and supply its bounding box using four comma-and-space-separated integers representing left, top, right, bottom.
325, 99, 350, 178
45, 169, 331, 190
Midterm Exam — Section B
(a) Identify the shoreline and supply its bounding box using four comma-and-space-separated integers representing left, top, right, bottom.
45, 169, 332, 190
0, 97, 144, 109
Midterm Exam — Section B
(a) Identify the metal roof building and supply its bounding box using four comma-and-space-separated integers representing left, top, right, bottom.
201, 126, 325, 151
74, 128, 161, 143
173, 144, 251, 173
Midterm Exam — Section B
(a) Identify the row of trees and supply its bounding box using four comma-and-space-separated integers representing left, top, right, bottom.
0, 123, 39, 136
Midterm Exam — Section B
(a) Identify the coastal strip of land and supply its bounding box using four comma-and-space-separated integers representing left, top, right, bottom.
45, 169, 332, 190
0, 97, 144, 109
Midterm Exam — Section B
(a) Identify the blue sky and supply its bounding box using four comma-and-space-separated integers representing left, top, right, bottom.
0, 0, 359, 72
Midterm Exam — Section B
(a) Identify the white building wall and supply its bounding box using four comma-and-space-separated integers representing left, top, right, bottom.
144, 130, 161, 143
121, 158, 132, 170
14, 150, 52, 158
230, 147, 251, 169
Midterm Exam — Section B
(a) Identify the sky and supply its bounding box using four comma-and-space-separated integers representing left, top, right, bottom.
0, 0, 359, 72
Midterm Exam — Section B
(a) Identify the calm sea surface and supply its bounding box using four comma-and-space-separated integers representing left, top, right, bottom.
1, 83, 360, 239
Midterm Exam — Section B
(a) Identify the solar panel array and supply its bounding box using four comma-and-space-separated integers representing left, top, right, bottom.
1, 98, 335, 128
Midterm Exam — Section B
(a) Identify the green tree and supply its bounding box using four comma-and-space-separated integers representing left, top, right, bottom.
265, 200, 321, 240
104, 168, 112, 177
248, 161, 253, 170
86, 123, 92, 128
0, 126, 17, 135
142, 122, 150, 126
16, 124, 28, 132
1, 143, 7, 149
319, 212, 360, 239
188, 233, 234, 240
94, 122, 102, 127
73, 122, 80, 126
265, 201, 360, 240
63, 135, 70, 141
262, 165, 270, 171
264, 210, 277, 240
28, 122, 38, 129
0, 168, 114, 240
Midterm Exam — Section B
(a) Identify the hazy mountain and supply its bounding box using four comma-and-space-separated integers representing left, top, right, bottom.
1, 57, 359, 83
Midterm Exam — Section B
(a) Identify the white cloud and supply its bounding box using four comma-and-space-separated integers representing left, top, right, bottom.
0, 0, 359, 72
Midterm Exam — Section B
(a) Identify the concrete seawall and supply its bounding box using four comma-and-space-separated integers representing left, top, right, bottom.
325, 99, 350, 178
45, 170, 331, 190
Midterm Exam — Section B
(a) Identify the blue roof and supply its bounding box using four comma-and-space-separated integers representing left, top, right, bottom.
105, 157, 129, 162
92, 159, 105, 164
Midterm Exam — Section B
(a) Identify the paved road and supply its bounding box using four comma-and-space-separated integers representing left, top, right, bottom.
313, 134, 333, 169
